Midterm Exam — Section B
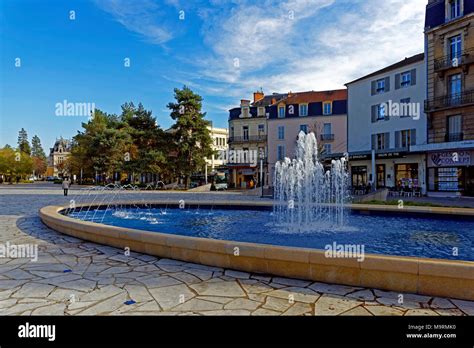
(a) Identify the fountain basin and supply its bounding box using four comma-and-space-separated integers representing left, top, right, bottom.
39, 201, 474, 301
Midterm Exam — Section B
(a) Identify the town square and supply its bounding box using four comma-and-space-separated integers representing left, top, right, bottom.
1, 0, 474, 345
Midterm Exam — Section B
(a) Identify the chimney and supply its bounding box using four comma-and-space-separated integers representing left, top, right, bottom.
253, 91, 264, 103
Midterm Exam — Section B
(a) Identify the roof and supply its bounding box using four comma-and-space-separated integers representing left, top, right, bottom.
275, 89, 347, 104
345, 53, 424, 86
251, 93, 287, 107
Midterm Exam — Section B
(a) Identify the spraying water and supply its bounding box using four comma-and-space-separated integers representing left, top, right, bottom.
273, 131, 350, 231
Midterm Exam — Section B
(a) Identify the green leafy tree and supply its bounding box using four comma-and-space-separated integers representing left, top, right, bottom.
120, 102, 169, 183
17, 128, 31, 155
167, 86, 214, 188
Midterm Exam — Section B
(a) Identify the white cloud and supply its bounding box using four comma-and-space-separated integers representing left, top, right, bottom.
94, 0, 175, 44
193, 0, 426, 103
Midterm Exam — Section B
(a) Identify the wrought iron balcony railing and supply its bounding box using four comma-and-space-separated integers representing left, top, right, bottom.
320, 134, 335, 141
445, 132, 464, 142
434, 48, 474, 72
228, 135, 267, 144
425, 90, 474, 112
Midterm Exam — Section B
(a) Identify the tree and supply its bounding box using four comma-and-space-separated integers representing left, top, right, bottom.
120, 102, 169, 183
31, 135, 47, 177
167, 86, 214, 188
31, 135, 46, 159
17, 128, 31, 155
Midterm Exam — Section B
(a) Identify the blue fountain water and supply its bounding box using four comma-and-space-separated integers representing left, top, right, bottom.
67, 207, 474, 261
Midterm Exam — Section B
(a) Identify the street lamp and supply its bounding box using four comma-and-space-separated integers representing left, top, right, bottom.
259, 148, 265, 197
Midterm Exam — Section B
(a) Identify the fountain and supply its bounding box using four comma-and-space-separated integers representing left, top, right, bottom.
273, 131, 350, 231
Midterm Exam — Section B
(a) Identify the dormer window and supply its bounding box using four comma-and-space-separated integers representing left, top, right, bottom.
257, 107, 265, 117
278, 106, 286, 118
299, 104, 308, 117
323, 101, 332, 115
449, 0, 461, 20
241, 107, 250, 118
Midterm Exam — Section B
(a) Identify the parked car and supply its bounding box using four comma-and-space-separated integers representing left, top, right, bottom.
215, 182, 228, 191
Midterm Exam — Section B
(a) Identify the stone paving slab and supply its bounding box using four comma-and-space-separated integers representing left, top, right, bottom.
0, 184, 472, 316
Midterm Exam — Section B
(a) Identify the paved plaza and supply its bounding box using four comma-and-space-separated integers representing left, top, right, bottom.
0, 183, 473, 316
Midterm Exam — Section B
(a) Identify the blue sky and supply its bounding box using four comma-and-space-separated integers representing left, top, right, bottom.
0, 0, 426, 150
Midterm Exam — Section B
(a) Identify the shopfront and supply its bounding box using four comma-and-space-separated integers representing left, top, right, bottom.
348, 152, 426, 193
427, 151, 474, 196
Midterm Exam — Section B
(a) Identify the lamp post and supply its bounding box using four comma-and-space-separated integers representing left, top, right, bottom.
259, 148, 264, 198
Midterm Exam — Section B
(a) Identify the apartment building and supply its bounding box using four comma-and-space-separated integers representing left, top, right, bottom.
412, 0, 474, 196
206, 126, 228, 173
227, 92, 287, 189
346, 53, 428, 193
267, 90, 348, 184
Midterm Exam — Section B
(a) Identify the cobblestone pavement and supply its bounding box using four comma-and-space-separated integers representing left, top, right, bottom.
0, 183, 473, 316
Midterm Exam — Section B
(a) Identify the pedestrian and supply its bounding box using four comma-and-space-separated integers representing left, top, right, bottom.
62, 177, 71, 196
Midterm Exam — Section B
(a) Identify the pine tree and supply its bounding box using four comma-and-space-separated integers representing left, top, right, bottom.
31, 135, 46, 159
17, 128, 31, 155
167, 86, 214, 188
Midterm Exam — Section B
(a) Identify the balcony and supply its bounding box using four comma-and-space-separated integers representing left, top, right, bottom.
434, 49, 474, 74
320, 134, 335, 141
228, 135, 267, 144
445, 132, 464, 142
425, 90, 474, 112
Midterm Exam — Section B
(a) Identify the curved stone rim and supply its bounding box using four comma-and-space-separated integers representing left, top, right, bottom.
39, 202, 474, 301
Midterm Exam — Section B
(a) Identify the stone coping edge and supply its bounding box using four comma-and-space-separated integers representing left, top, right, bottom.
39, 203, 474, 301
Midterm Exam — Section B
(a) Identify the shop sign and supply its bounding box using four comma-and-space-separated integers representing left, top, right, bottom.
428, 151, 471, 167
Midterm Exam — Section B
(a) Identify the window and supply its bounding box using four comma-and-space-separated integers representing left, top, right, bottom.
377, 103, 386, 120
376, 79, 385, 94
374, 133, 387, 150
241, 107, 250, 118
243, 126, 249, 141
258, 107, 265, 117
258, 124, 265, 134
323, 123, 332, 135
401, 71, 411, 88
299, 104, 308, 116
323, 144, 332, 155
449, 35, 462, 62
449, 74, 462, 105
278, 126, 285, 140
299, 125, 308, 134
401, 130, 411, 148
278, 106, 286, 118
230, 127, 234, 138
447, 115, 462, 141
449, 0, 461, 20
277, 145, 286, 161
395, 164, 419, 188
323, 102, 332, 115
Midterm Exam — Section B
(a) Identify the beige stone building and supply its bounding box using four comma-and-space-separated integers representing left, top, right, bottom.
412, 0, 474, 196
47, 138, 71, 177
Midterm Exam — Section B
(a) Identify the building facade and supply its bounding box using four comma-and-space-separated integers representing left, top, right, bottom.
412, 0, 474, 196
47, 138, 71, 177
206, 126, 228, 172
227, 92, 287, 189
346, 53, 428, 193
267, 90, 348, 184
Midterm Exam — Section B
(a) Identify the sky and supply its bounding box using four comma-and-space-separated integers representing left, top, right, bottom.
0, 0, 427, 151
